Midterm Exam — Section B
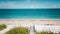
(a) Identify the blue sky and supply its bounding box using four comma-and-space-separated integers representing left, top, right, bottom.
0, 0, 60, 8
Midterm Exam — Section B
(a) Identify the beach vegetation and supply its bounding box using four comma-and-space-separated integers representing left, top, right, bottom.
5, 27, 29, 34
0, 24, 7, 30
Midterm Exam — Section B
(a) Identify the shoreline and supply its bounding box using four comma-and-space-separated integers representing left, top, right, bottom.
0, 19, 60, 25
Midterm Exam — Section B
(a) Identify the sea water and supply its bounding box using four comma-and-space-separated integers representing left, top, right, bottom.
0, 9, 60, 19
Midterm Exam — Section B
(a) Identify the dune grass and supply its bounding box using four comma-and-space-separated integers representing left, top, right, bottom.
36, 31, 54, 34
5, 27, 29, 34
5, 26, 54, 34
0, 24, 7, 30
58, 32, 60, 34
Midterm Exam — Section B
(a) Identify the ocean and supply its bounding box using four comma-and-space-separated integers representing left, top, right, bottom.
0, 9, 60, 19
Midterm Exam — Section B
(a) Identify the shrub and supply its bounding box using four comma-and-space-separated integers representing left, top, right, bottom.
36, 31, 54, 34
36, 31, 48, 34
0, 24, 7, 30
47, 32, 54, 34
5, 27, 29, 34
58, 32, 60, 34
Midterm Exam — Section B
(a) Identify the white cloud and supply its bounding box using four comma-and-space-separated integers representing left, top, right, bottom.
0, 1, 60, 9
0, 4, 2, 6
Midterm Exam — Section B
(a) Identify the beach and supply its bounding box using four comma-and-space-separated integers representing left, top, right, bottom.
0, 19, 60, 33
0, 19, 60, 25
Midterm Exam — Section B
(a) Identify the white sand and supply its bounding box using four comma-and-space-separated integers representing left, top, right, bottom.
0, 24, 60, 34
0, 19, 60, 34
0, 19, 60, 25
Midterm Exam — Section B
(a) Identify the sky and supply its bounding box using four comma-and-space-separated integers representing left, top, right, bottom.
0, 0, 60, 8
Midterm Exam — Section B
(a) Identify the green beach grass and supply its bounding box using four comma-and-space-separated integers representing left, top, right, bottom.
4, 26, 55, 34
5, 27, 29, 34
0, 24, 7, 30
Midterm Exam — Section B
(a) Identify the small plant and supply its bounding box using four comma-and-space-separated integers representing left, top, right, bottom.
36, 31, 54, 34
47, 31, 54, 34
0, 24, 7, 30
5, 27, 29, 34
37, 31, 48, 34
58, 32, 60, 34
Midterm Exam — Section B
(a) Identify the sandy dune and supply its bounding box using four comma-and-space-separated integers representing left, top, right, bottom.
0, 19, 60, 34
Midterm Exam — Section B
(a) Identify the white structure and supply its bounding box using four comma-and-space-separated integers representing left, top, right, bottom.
29, 24, 36, 34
